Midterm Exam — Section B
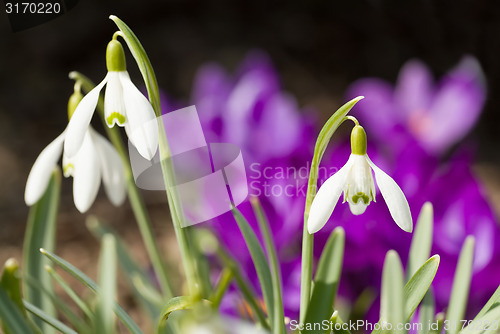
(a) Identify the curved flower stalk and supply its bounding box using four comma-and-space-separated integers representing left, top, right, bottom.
307, 125, 413, 234
64, 37, 158, 161
25, 89, 126, 213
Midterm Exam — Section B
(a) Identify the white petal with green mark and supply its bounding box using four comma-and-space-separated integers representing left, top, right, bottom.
25, 131, 65, 205
104, 72, 126, 127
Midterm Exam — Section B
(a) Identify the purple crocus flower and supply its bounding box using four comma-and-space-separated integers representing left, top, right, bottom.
347, 56, 486, 155
161, 52, 498, 322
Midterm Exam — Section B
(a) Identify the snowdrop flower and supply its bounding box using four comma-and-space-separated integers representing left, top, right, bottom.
25, 89, 126, 213
64, 38, 158, 160
307, 125, 412, 234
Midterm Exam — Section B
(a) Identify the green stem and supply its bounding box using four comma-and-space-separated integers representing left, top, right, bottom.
216, 248, 270, 330
299, 97, 364, 324
210, 268, 233, 309
69, 72, 173, 299
109, 15, 201, 298
251, 197, 286, 334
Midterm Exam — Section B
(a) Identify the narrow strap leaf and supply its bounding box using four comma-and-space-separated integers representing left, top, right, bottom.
94, 235, 117, 334
419, 290, 436, 334
407, 202, 433, 279
447, 236, 475, 334
22, 169, 61, 334
233, 209, 275, 332
379, 250, 405, 334
460, 303, 500, 334
0, 286, 36, 334
87, 217, 164, 318
157, 296, 211, 331
371, 254, 440, 334
40, 248, 143, 334
1, 258, 26, 316
24, 300, 77, 334
404, 255, 440, 321
304, 227, 345, 334
473, 285, 500, 321
251, 197, 286, 334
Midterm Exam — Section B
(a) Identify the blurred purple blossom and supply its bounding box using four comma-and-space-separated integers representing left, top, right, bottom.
347, 56, 486, 155
161, 52, 499, 321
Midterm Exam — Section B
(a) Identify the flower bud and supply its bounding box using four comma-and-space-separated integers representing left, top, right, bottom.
106, 39, 127, 72
350, 125, 367, 155
67, 88, 83, 120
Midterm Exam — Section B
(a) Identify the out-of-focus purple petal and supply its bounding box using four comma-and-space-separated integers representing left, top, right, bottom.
394, 59, 433, 118
252, 92, 302, 158
346, 79, 400, 140
223, 69, 279, 150
420, 57, 486, 153
192, 63, 232, 121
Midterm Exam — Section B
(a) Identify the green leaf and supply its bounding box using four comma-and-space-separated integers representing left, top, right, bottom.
329, 311, 351, 334
372, 255, 440, 334
233, 209, 275, 330
419, 290, 435, 334
404, 255, 440, 321
210, 268, 233, 309
0, 286, 36, 334
407, 202, 433, 279
45, 266, 93, 320
304, 227, 345, 334
87, 217, 163, 318
447, 236, 475, 334
40, 248, 143, 334
215, 245, 270, 330
1, 258, 26, 315
380, 250, 405, 334
94, 235, 117, 334
24, 274, 91, 334
24, 300, 77, 334
251, 197, 286, 334
461, 303, 500, 334
473, 285, 500, 321
22, 169, 60, 334
158, 297, 211, 331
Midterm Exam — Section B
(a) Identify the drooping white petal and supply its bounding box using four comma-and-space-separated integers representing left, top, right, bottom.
104, 72, 126, 127
64, 75, 108, 158
91, 129, 126, 206
365, 155, 413, 232
307, 155, 354, 234
25, 131, 66, 205
119, 72, 159, 160
72, 131, 101, 213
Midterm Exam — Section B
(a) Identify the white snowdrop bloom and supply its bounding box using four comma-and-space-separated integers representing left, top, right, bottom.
307, 125, 412, 234
64, 39, 158, 160
25, 90, 126, 213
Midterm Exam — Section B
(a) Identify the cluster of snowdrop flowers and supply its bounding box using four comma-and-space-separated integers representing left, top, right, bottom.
25, 35, 158, 212
24, 85, 126, 212
307, 123, 413, 234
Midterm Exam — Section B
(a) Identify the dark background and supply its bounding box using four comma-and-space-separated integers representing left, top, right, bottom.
1, 1, 500, 322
